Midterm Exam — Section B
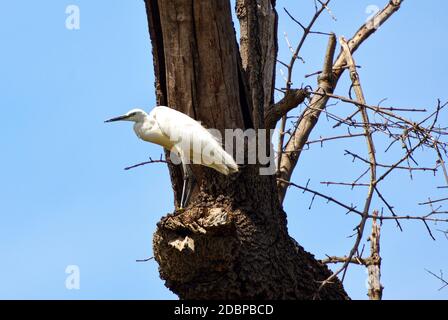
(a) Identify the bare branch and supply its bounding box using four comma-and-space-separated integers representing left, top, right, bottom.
310, 91, 448, 139
278, 0, 404, 202
281, 177, 448, 224
124, 155, 169, 171
305, 65, 361, 78
278, 33, 337, 201
322, 255, 367, 265
277, 178, 363, 216
318, 37, 378, 292
367, 212, 383, 300
344, 149, 438, 173
321, 181, 369, 188
419, 197, 448, 206
435, 142, 448, 186
375, 187, 403, 231
276, 1, 333, 174
136, 256, 154, 263
306, 133, 366, 147
425, 269, 448, 291
265, 88, 309, 128
331, 0, 404, 73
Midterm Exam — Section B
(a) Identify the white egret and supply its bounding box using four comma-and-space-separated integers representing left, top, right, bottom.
105, 106, 238, 208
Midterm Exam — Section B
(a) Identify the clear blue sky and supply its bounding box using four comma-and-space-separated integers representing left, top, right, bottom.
0, 1, 446, 299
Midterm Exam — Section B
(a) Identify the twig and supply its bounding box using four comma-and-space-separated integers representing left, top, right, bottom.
419, 197, 448, 206
277, 178, 363, 215
425, 269, 448, 291
136, 256, 154, 263
375, 187, 403, 231
124, 155, 168, 171
265, 88, 309, 128
344, 149, 438, 173
321, 255, 366, 265
320, 181, 369, 187
435, 142, 448, 186
306, 133, 366, 147
304, 65, 361, 78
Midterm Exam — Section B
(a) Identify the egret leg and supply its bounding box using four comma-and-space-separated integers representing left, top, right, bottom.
180, 178, 187, 209
180, 163, 193, 209
183, 172, 196, 208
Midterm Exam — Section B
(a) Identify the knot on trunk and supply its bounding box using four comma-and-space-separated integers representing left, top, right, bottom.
153, 204, 242, 298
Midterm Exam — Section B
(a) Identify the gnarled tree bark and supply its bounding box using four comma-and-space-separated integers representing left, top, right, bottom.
144, 0, 348, 299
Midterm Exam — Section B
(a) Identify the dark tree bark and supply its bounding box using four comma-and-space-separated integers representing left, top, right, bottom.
144, 0, 348, 299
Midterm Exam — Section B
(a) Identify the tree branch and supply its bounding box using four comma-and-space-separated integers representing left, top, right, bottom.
278, 33, 336, 202
276, 1, 332, 174
321, 255, 367, 265
124, 155, 169, 171
237, 0, 278, 128
317, 37, 378, 293
367, 212, 383, 300
277, 0, 404, 203
425, 269, 448, 291
265, 88, 309, 128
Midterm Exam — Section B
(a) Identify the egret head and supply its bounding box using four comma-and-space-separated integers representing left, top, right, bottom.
104, 108, 147, 123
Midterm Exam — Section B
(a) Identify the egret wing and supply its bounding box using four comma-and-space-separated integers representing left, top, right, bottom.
152, 106, 236, 174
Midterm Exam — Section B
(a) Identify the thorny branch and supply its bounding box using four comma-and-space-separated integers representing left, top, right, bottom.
316, 38, 378, 293
425, 269, 448, 291
277, 0, 405, 203
124, 155, 169, 171
321, 212, 384, 300
272, 0, 447, 297
276, 0, 333, 174
279, 179, 448, 223
265, 88, 309, 128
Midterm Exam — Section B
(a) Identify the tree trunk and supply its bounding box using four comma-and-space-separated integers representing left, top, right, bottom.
144, 0, 348, 300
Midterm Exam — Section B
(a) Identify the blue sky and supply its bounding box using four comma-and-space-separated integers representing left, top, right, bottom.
0, 1, 446, 299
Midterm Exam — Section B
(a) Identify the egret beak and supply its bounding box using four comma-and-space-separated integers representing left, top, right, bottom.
104, 115, 129, 123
